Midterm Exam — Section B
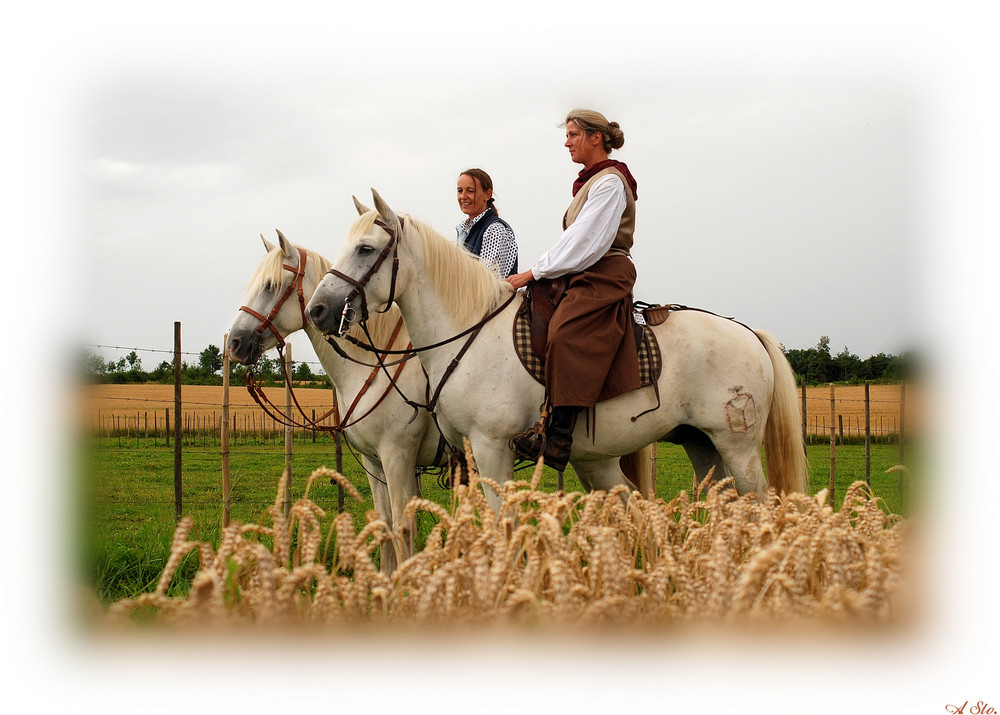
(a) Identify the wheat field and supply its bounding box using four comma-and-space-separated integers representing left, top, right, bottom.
102, 440, 911, 631
82, 382, 919, 439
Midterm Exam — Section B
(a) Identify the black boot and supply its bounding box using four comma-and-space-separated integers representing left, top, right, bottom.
509, 406, 580, 472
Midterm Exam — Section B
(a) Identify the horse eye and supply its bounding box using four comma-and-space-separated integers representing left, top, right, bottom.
263, 280, 274, 291
358, 245, 375, 255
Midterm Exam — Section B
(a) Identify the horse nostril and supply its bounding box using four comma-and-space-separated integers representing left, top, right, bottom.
309, 304, 326, 322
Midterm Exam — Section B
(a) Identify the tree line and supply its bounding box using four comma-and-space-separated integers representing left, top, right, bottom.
80, 345, 325, 387
80, 335, 915, 388
782, 336, 914, 385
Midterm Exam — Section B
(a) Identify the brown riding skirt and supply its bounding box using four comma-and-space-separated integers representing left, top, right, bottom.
544, 253, 640, 408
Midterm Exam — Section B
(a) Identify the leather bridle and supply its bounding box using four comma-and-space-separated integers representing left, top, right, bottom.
238, 246, 308, 350
325, 217, 402, 336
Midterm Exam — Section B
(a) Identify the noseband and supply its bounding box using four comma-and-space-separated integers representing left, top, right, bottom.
325, 217, 401, 335
239, 247, 308, 349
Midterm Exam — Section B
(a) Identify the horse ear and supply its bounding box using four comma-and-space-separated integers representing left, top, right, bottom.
352, 195, 371, 216
371, 188, 400, 229
261, 233, 277, 253
275, 229, 296, 260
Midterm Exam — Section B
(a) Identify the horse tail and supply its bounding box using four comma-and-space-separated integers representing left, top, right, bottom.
620, 443, 656, 499
756, 329, 810, 495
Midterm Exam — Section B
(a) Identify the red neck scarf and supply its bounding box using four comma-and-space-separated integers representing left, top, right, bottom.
572, 159, 638, 200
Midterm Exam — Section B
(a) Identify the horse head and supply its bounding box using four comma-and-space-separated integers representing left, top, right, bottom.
307, 189, 409, 336
228, 229, 323, 364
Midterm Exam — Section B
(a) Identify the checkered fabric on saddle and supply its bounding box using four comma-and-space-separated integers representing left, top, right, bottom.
512, 292, 663, 390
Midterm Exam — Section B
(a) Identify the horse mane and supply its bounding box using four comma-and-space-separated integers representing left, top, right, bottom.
350, 210, 510, 331
247, 239, 410, 351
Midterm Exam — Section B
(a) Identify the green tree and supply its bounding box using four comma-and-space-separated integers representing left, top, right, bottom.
803, 336, 833, 383
125, 350, 142, 373
199, 345, 223, 375
292, 361, 317, 382
834, 345, 861, 382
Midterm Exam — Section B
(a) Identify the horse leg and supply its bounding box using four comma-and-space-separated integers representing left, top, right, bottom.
708, 431, 769, 501
381, 450, 421, 568
361, 456, 398, 574
665, 425, 731, 496
465, 438, 516, 514
572, 457, 634, 501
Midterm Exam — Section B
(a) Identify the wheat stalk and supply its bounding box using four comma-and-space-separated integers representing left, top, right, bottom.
104, 455, 912, 630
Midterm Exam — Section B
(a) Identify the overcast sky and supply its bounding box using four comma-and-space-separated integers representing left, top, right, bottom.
67, 27, 925, 370
78, 69, 920, 371
7, 2, 1000, 712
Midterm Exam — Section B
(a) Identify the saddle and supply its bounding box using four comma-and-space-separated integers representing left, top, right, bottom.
513, 280, 665, 391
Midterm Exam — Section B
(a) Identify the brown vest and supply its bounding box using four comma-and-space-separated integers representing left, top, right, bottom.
562, 167, 635, 255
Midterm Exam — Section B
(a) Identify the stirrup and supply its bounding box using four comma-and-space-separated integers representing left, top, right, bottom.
509, 426, 546, 462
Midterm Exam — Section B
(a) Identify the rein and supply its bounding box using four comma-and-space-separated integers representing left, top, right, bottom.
328, 290, 517, 363
245, 315, 414, 434
331, 290, 518, 420
322, 213, 517, 419
238, 246, 414, 435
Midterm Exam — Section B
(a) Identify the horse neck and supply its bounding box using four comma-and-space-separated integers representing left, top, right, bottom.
394, 220, 508, 350
301, 305, 408, 392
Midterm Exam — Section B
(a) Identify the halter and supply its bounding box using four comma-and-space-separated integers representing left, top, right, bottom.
238, 246, 308, 349
325, 217, 402, 336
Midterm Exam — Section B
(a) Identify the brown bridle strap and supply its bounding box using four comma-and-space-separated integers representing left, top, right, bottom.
245, 316, 414, 434
238, 247, 309, 349
326, 217, 401, 329
331, 316, 410, 429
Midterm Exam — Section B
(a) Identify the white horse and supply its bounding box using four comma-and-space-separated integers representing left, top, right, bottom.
306, 191, 809, 510
227, 230, 447, 573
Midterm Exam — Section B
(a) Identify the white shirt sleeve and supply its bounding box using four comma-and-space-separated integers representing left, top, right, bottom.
531, 174, 627, 280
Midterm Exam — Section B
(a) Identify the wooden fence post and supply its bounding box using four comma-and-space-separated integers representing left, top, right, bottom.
222, 332, 231, 528
864, 381, 871, 484
173, 321, 183, 521
800, 379, 808, 446
284, 343, 293, 518
899, 381, 907, 508
649, 440, 658, 499
828, 383, 836, 507
334, 388, 344, 513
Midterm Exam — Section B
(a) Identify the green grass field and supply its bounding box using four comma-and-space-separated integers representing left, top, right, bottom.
78, 436, 914, 606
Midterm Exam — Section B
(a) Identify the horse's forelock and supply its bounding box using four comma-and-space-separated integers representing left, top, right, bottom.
342, 209, 505, 335
246, 243, 329, 297
347, 210, 380, 239
245, 245, 291, 296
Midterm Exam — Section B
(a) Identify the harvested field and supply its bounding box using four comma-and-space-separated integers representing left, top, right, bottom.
79, 383, 339, 439
81, 382, 919, 440
82, 383, 335, 417
802, 383, 919, 439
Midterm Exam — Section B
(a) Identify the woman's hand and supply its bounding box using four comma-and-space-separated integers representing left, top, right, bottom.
505, 270, 534, 291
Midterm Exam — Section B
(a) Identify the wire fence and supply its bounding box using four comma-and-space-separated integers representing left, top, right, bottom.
80, 328, 918, 522
82, 381, 917, 444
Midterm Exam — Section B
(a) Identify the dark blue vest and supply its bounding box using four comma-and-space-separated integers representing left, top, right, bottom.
462, 208, 518, 277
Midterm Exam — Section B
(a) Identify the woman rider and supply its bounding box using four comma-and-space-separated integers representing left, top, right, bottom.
505, 109, 640, 471
456, 168, 519, 278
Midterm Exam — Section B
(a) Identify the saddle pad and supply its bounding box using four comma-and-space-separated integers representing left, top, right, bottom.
513, 293, 662, 391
